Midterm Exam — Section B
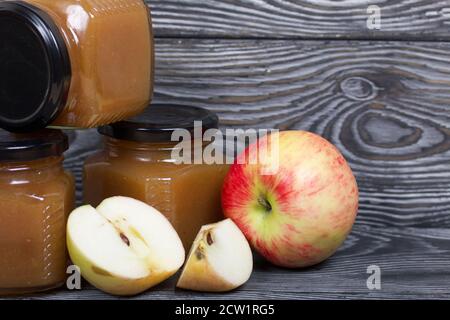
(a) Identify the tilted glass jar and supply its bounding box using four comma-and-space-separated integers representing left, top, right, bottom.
84, 105, 230, 250
0, 0, 154, 132
0, 129, 75, 295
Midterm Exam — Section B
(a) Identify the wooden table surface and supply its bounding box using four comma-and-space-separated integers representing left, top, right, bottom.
18, 0, 450, 300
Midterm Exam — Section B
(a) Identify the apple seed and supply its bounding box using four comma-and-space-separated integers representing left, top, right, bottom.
206, 232, 214, 246
120, 233, 131, 246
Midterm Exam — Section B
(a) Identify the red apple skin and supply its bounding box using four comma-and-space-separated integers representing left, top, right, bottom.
222, 131, 359, 268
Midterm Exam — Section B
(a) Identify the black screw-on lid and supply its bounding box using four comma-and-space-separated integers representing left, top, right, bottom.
0, 1, 71, 133
98, 104, 219, 143
0, 129, 69, 162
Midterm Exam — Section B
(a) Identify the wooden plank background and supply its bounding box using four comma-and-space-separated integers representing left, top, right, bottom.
21, 0, 450, 300
148, 0, 450, 40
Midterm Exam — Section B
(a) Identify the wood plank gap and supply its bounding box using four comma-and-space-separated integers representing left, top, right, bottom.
154, 36, 450, 43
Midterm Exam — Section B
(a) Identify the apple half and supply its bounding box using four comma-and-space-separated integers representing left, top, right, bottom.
177, 219, 253, 292
67, 196, 185, 296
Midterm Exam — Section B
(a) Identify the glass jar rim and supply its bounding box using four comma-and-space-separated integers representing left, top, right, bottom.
0, 1, 71, 133
98, 104, 219, 143
0, 129, 68, 162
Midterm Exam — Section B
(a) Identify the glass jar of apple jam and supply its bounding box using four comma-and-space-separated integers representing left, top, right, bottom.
0, 0, 154, 132
0, 129, 75, 295
84, 105, 230, 250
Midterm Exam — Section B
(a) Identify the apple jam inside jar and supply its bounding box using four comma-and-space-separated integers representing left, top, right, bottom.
84, 105, 230, 250
0, 130, 75, 295
0, 0, 154, 132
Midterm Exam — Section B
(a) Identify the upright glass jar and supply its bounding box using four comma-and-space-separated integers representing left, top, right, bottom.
0, 129, 75, 295
0, 0, 154, 132
84, 105, 230, 250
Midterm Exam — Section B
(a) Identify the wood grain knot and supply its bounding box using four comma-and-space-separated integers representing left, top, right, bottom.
340, 108, 450, 162
340, 77, 378, 101
358, 113, 421, 148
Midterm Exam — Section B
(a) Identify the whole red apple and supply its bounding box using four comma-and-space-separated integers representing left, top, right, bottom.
222, 131, 358, 268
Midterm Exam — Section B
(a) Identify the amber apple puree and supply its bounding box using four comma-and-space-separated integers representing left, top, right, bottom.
0, 157, 74, 294
84, 139, 229, 250
24, 0, 154, 128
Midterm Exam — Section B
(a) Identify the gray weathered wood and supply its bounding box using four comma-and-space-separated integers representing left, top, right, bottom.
62, 39, 450, 229
147, 0, 450, 40
7, 38, 450, 300
152, 39, 450, 228
29, 38, 449, 300
17, 225, 450, 299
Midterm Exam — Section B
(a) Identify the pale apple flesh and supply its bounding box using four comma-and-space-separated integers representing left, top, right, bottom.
222, 131, 359, 268
177, 219, 253, 292
67, 197, 185, 296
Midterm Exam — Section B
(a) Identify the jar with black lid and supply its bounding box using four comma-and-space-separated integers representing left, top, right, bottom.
0, 129, 75, 294
0, 0, 154, 132
83, 105, 230, 250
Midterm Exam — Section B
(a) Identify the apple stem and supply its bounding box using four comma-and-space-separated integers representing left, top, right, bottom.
258, 196, 272, 213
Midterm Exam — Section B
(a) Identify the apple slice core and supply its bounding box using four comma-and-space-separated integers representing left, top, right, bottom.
96, 197, 185, 273
67, 197, 186, 295
67, 205, 151, 280
177, 219, 253, 292
202, 220, 252, 286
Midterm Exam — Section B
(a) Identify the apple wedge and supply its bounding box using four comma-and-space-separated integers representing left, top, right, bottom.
67, 196, 185, 296
177, 219, 253, 292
